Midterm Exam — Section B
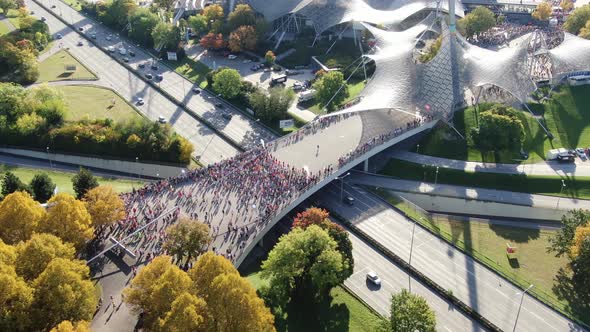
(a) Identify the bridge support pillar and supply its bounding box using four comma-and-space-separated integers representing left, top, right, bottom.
363, 159, 369, 172
258, 235, 264, 248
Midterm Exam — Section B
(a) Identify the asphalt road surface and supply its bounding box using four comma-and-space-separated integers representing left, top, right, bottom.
318, 182, 587, 332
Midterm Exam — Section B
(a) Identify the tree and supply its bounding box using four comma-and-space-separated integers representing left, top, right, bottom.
153, 0, 175, 11
548, 210, 590, 257
228, 25, 258, 52
163, 218, 211, 261
565, 5, 590, 34
561, 0, 574, 12
469, 105, 524, 152
83, 186, 126, 228
457, 6, 496, 36
313, 71, 348, 112
40, 193, 94, 249
188, 251, 239, 300
1, 171, 30, 197
212, 68, 242, 99
29, 173, 55, 203
261, 225, 346, 307
203, 4, 224, 26
571, 224, 590, 258
532, 2, 553, 21
385, 289, 436, 332
188, 14, 208, 36
265, 50, 276, 65
71, 168, 98, 199
123, 256, 192, 328
157, 292, 208, 332
199, 32, 225, 50
227, 4, 256, 30
50, 320, 91, 332
0, 191, 45, 245
0, 268, 34, 331
152, 22, 181, 52
128, 8, 160, 46
100, 0, 137, 29
31, 258, 97, 331
248, 87, 295, 123
292, 207, 354, 280
569, 236, 590, 303
15, 233, 76, 281
579, 20, 590, 39
0, 0, 18, 14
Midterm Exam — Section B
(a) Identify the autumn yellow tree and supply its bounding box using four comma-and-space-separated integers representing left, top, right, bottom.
571, 223, 590, 257
31, 258, 97, 331
532, 2, 553, 21
15, 233, 76, 281
49, 320, 90, 332
188, 251, 238, 300
83, 185, 126, 228
561, 0, 574, 12
156, 292, 209, 332
0, 191, 46, 244
163, 218, 211, 261
0, 268, 34, 331
123, 255, 192, 328
228, 25, 258, 52
40, 193, 94, 249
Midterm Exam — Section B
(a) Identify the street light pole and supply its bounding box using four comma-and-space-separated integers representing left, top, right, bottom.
135, 157, 140, 180
336, 172, 351, 204
557, 179, 566, 209
408, 217, 417, 292
434, 166, 439, 185
46, 147, 52, 169
513, 284, 534, 332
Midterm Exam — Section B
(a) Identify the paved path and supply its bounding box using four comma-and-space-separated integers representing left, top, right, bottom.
318, 182, 588, 332
349, 172, 590, 210
391, 150, 590, 177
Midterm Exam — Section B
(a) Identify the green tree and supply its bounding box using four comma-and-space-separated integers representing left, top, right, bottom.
153, 0, 175, 11
29, 173, 55, 203
188, 14, 208, 36
313, 71, 348, 112
457, 6, 496, 36
265, 50, 276, 65
565, 5, 590, 34
386, 289, 436, 332
570, 236, 590, 303
0, 191, 43, 245
203, 4, 224, 27
532, 2, 553, 21
163, 218, 211, 261
548, 210, 590, 257
101, 0, 137, 29
152, 22, 181, 52
31, 258, 97, 331
212, 68, 242, 99
579, 20, 590, 39
227, 4, 256, 30
15, 233, 76, 281
71, 168, 98, 199
261, 225, 346, 307
1, 171, 30, 198
128, 8, 160, 47
0, 0, 17, 14
228, 25, 258, 52
248, 87, 295, 122
469, 105, 524, 152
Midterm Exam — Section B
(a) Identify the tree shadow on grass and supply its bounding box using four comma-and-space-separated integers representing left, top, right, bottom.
552, 267, 590, 325
275, 294, 350, 332
488, 223, 540, 243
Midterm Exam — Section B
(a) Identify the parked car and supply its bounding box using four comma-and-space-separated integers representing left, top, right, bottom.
51, 4, 56, 8
192, 87, 201, 94
156, 74, 163, 81
90, 33, 97, 39
138, 63, 145, 69
292, 82, 303, 91
77, 41, 83, 46
136, 97, 144, 106
129, 51, 136, 57
145, 73, 153, 80
106, 35, 112, 41
343, 196, 355, 206
123, 57, 130, 63
151, 64, 159, 70
215, 102, 224, 109
56, 33, 62, 39
222, 113, 233, 120
78, 27, 84, 31
366, 271, 381, 286
576, 148, 587, 160
41, 17, 46, 22
557, 152, 575, 163
242, 59, 252, 64
228, 54, 238, 60
108, 46, 115, 53
286, 69, 303, 76
250, 64, 260, 71
158, 115, 167, 124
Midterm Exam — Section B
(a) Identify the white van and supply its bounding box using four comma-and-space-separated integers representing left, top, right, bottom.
298, 89, 316, 102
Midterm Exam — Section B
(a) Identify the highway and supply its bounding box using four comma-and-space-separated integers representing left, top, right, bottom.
25, 0, 274, 165
318, 182, 587, 332
343, 229, 485, 331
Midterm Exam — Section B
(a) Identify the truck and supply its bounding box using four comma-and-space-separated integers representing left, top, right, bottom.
298, 89, 316, 103
269, 74, 288, 87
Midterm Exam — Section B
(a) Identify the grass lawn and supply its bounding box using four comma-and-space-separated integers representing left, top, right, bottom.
241, 259, 383, 332
0, 164, 145, 195
380, 158, 590, 199
276, 37, 361, 69
37, 50, 97, 82
542, 85, 590, 150
62, 0, 83, 11
0, 20, 9, 36
373, 188, 588, 324
57, 85, 140, 122
305, 79, 367, 115
6, 9, 21, 29
166, 57, 210, 89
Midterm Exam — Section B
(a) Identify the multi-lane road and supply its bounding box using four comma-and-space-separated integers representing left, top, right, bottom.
27, 0, 277, 165
319, 182, 587, 332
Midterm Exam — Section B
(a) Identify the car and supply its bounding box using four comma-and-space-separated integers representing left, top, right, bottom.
285, 69, 303, 76
250, 64, 260, 71
158, 115, 167, 124
272, 65, 282, 72
576, 148, 587, 160
129, 51, 136, 57
227, 54, 238, 60
366, 271, 381, 286
138, 63, 145, 69
56, 33, 62, 39
145, 73, 153, 80
78, 27, 83, 31
51, 4, 56, 8
292, 82, 303, 91
192, 87, 201, 94
151, 64, 159, 70
136, 97, 144, 106
106, 35, 112, 41
108, 46, 115, 53
557, 152, 575, 163
214, 102, 224, 109
242, 59, 252, 64
343, 196, 355, 206
41, 17, 46, 22
30, 11, 34, 14
77, 41, 83, 46
156, 74, 163, 81
90, 33, 97, 39
222, 113, 233, 120
123, 57, 129, 63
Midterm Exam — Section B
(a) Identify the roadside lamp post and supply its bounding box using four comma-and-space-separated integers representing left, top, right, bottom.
557, 180, 566, 209
513, 284, 534, 332
46, 146, 52, 169
135, 157, 140, 180
416, 144, 420, 153
336, 172, 351, 204
434, 166, 439, 185
408, 215, 417, 292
